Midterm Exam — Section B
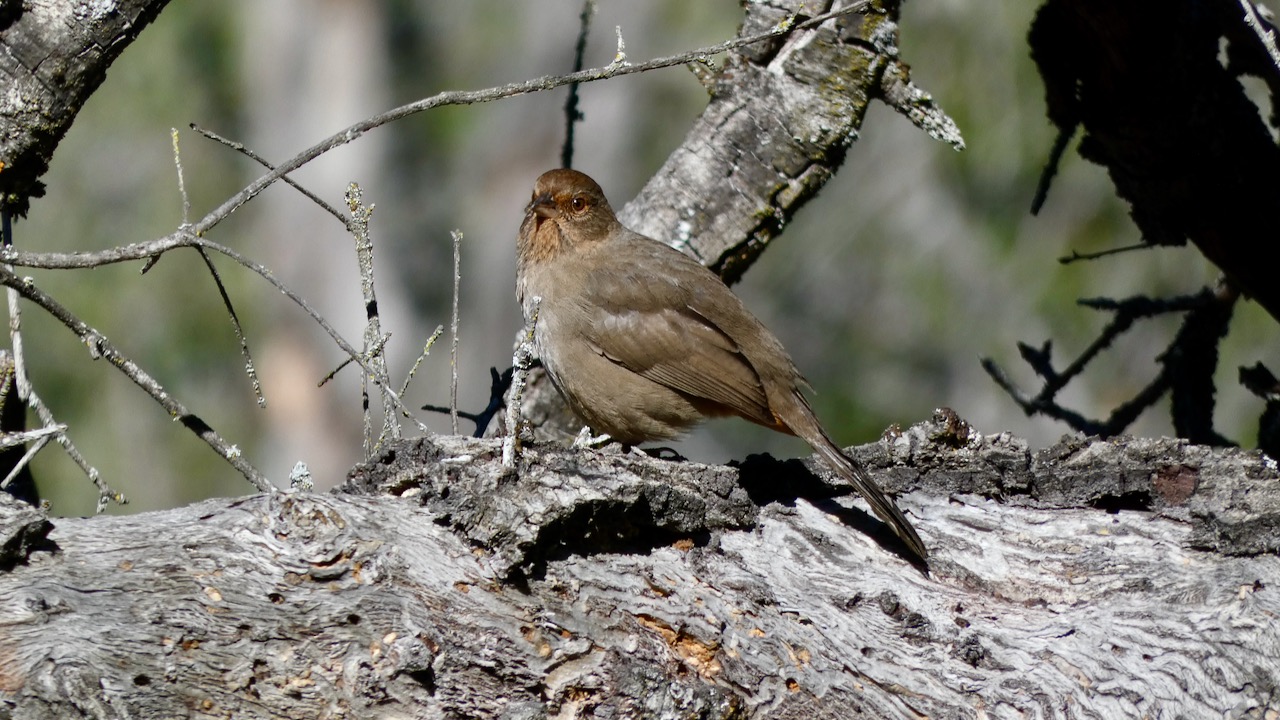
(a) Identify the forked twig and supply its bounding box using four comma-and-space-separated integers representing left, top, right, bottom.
172, 128, 266, 407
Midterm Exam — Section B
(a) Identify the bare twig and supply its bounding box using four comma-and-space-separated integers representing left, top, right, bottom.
193, 249, 266, 407
345, 183, 398, 455
611, 25, 628, 68
503, 299, 540, 468
2, 229, 428, 433
1240, 0, 1280, 73
0, 424, 64, 452
2, 213, 28, 403
983, 287, 1236, 442
190, 123, 346, 224
172, 129, 267, 407
0, 266, 272, 492
424, 366, 514, 439
171, 128, 191, 226
0, 429, 57, 492
1031, 124, 1075, 215
561, 0, 596, 169
1057, 242, 1150, 265
449, 230, 462, 435
399, 325, 444, 400
319, 332, 392, 388
28, 386, 122, 511
3, 217, 119, 508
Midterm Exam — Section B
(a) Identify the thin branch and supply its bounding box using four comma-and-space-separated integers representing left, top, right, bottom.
192, 249, 266, 407
171, 128, 191, 226
611, 25, 628, 67
0, 424, 64, 452
172, 129, 266, 408
980, 356, 1154, 436
1240, 0, 1280, 73
561, 0, 596, 169
2, 212, 29, 402
28, 385, 121, 512
0, 430, 56, 492
320, 332, 391, 388
399, 325, 444, 400
0, 267, 272, 492
1057, 241, 1150, 265
190, 123, 347, 224
1031, 124, 1075, 215
983, 288, 1232, 440
2, 229, 429, 435
449, 230, 462, 435
424, 366, 514, 439
3, 216, 121, 509
345, 183, 398, 454
1027, 291, 1210, 400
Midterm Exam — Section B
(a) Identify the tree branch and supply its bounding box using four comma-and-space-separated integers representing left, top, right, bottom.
0, 266, 271, 491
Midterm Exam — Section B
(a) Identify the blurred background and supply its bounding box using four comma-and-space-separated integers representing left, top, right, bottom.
18, 1, 1278, 515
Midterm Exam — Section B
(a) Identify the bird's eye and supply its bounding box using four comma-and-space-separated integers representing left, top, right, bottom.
569, 196, 588, 213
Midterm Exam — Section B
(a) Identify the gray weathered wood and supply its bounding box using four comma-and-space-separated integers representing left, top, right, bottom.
1, 413, 1276, 718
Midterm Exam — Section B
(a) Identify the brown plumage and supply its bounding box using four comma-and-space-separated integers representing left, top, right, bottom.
516, 168, 927, 561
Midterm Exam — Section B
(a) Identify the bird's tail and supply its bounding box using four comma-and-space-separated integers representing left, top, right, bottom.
809, 435, 928, 561
764, 387, 928, 561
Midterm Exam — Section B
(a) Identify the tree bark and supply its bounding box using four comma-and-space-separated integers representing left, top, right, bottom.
0, 413, 1276, 718
619, 0, 961, 286
0, 0, 171, 216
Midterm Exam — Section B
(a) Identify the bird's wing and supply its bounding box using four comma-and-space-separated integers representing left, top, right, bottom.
577, 255, 776, 427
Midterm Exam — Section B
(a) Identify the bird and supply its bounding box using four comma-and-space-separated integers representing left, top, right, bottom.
516, 168, 927, 562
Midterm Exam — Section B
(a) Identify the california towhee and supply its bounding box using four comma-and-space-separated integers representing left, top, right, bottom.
516, 169, 927, 561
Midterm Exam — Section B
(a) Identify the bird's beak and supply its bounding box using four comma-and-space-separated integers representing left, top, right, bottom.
528, 193, 557, 222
